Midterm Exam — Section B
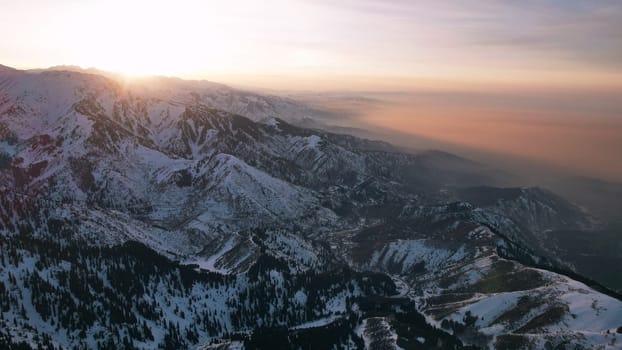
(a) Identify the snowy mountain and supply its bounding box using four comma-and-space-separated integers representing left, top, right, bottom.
0, 65, 621, 349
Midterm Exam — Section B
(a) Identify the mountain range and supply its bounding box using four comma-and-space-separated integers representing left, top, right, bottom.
0, 65, 620, 349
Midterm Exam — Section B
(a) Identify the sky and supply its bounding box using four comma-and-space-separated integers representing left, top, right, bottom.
1, 0, 622, 90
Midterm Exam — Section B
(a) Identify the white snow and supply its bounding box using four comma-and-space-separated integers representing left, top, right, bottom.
290, 315, 340, 330
186, 235, 237, 273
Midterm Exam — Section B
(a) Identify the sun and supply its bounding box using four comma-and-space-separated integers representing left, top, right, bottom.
65, 0, 235, 78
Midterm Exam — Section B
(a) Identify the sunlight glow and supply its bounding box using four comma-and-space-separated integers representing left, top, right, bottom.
64, 0, 237, 76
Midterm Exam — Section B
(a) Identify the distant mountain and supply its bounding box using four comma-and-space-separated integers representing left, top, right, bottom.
39, 65, 342, 124
0, 65, 620, 350
0, 64, 17, 72
29, 65, 118, 77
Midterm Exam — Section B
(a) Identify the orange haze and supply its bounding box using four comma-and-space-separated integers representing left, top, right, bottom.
350, 90, 622, 182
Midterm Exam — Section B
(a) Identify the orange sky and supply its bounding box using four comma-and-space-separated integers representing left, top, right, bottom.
357, 92, 622, 181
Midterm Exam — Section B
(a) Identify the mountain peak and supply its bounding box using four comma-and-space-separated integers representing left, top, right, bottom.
0, 63, 18, 72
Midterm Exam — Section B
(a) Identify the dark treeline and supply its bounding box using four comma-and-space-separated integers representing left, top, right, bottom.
0, 233, 396, 350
